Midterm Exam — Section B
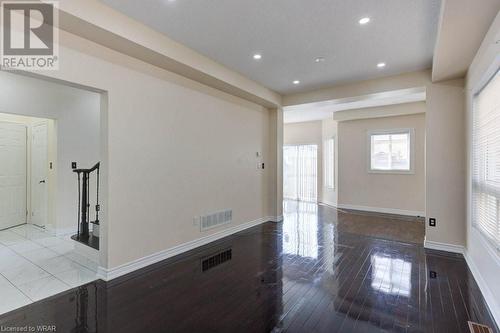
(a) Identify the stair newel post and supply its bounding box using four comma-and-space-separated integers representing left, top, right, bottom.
81, 171, 89, 238
73, 162, 101, 250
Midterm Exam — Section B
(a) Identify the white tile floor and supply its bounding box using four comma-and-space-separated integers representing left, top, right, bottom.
0, 224, 98, 315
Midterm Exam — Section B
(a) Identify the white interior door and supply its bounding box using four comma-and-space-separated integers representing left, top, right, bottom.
31, 122, 48, 227
0, 122, 27, 230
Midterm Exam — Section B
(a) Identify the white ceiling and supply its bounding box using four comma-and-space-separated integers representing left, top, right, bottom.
283, 88, 426, 123
101, 0, 441, 95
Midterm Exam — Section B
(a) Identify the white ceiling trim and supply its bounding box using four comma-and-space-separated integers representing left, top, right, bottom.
283, 87, 426, 123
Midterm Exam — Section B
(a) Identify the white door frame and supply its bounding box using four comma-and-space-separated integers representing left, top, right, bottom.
30, 121, 49, 228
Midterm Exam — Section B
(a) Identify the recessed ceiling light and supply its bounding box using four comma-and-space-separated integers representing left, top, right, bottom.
293, 80, 300, 85
359, 17, 371, 25
377, 62, 386, 68
314, 57, 325, 63
253, 53, 262, 60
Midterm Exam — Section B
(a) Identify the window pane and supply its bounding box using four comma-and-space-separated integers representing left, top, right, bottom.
371, 135, 390, 170
283, 146, 298, 199
284, 145, 318, 202
370, 131, 411, 171
390, 133, 410, 170
472, 69, 500, 249
324, 138, 334, 188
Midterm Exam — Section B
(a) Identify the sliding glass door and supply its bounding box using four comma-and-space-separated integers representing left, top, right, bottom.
283, 144, 318, 202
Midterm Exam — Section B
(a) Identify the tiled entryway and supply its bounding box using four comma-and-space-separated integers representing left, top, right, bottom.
0, 224, 98, 315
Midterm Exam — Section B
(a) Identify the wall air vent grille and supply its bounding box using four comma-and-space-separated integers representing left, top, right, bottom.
201, 248, 232, 272
199, 209, 232, 231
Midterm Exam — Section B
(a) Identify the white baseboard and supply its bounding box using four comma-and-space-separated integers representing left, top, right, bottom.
418, 238, 499, 327
463, 251, 500, 327
43, 225, 78, 237
97, 216, 278, 281
463, 230, 500, 327
424, 240, 465, 254
318, 201, 337, 209
336, 203, 425, 217
269, 215, 283, 222
425, 239, 499, 326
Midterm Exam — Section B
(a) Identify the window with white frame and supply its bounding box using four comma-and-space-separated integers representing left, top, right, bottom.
368, 129, 414, 173
324, 137, 335, 189
472, 69, 500, 251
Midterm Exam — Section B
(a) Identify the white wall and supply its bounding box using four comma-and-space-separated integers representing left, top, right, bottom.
465, 12, 500, 325
0, 71, 100, 233
284, 120, 323, 201
321, 118, 338, 207
337, 111, 426, 215
425, 78, 466, 246
18, 27, 280, 271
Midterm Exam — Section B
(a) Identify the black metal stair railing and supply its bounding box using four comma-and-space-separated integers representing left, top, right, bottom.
71, 162, 100, 250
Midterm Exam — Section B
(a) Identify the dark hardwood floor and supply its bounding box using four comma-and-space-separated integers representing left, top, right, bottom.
0, 201, 497, 333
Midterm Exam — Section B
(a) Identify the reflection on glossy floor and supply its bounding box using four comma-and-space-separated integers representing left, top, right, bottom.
0, 201, 498, 333
317, 202, 426, 244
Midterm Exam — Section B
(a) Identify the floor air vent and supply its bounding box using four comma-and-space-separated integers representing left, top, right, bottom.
202, 248, 232, 272
199, 209, 232, 231
468, 321, 493, 333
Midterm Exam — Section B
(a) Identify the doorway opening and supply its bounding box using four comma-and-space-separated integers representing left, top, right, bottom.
283, 144, 318, 202
0, 113, 55, 231
282, 91, 427, 245
0, 70, 103, 315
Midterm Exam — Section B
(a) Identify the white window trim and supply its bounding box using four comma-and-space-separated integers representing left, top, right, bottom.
367, 128, 415, 175
324, 136, 335, 189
